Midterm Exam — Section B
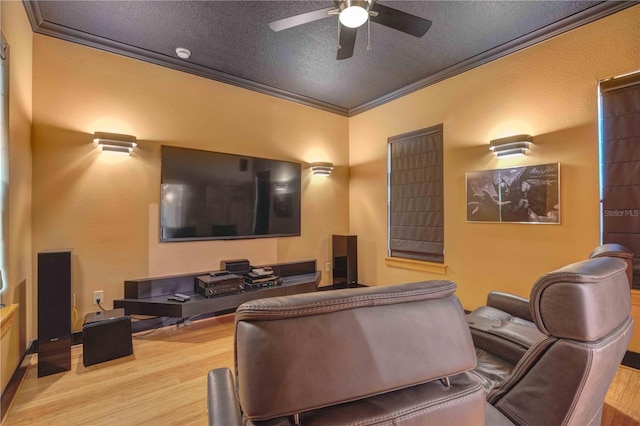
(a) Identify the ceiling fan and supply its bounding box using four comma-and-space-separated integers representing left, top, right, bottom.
268, 0, 432, 60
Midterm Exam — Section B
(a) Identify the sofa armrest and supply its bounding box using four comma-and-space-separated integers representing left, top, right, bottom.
486, 291, 532, 323
208, 368, 242, 426
467, 316, 542, 365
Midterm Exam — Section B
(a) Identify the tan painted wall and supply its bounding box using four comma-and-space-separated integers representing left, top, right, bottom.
32, 35, 349, 333
1, 0, 33, 392
20, 3, 640, 345
349, 7, 640, 310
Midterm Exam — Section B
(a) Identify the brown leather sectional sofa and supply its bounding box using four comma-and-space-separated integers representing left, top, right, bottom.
207, 253, 633, 425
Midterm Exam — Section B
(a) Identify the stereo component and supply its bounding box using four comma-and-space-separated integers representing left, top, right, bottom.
219, 259, 251, 275
332, 235, 358, 288
196, 273, 244, 298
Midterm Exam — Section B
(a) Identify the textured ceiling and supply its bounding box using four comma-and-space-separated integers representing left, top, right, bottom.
23, 1, 634, 115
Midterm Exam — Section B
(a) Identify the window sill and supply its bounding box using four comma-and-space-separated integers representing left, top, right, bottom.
385, 257, 447, 275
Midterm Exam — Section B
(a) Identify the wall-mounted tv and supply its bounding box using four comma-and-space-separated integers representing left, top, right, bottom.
160, 146, 301, 242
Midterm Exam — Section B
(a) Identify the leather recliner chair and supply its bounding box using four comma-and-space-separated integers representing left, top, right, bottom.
483, 256, 633, 425
207, 280, 486, 425
466, 243, 633, 372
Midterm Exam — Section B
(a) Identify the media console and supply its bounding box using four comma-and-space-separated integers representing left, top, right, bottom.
113, 260, 320, 318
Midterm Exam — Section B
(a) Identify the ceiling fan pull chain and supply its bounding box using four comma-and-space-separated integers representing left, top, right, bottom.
337, 19, 342, 50
367, 16, 372, 51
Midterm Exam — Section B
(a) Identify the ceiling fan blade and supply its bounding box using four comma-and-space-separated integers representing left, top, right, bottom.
369, 3, 432, 38
337, 25, 357, 60
268, 7, 334, 32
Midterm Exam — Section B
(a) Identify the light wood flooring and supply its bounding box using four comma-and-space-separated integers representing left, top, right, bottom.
3, 314, 640, 425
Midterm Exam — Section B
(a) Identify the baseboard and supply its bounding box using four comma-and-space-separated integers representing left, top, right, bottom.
72, 330, 83, 346
1, 341, 35, 423
622, 350, 640, 370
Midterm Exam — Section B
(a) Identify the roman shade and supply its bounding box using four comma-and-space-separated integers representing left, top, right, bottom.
601, 72, 640, 289
388, 124, 444, 263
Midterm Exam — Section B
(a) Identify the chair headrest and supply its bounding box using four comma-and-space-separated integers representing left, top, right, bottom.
234, 280, 476, 421
236, 280, 457, 321
530, 257, 631, 341
589, 243, 633, 260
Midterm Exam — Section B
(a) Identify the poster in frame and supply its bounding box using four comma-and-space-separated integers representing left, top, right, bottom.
466, 162, 560, 224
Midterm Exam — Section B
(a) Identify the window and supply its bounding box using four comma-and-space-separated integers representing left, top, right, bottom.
388, 124, 444, 263
600, 71, 640, 289
0, 30, 7, 298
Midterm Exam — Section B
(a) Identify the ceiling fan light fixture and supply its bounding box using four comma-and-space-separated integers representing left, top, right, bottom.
339, 5, 369, 28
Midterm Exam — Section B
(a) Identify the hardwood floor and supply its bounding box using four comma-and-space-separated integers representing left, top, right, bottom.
603, 366, 640, 425
3, 314, 640, 425
3, 315, 235, 426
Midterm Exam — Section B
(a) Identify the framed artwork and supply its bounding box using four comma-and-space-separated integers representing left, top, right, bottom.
466, 163, 560, 223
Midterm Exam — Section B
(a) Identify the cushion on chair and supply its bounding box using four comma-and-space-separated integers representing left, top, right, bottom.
466, 290, 543, 367
234, 280, 480, 422
466, 310, 543, 365
466, 347, 514, 394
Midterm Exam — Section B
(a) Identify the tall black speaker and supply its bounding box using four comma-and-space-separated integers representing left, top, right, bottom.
37, 250, 72, 377
332, 235, 357, 288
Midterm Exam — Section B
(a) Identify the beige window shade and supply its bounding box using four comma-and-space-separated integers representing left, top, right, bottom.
601, 72, 640, 289
388, 125, 444, 263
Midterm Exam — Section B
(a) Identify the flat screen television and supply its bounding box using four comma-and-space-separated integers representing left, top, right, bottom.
160, 146, 301, 242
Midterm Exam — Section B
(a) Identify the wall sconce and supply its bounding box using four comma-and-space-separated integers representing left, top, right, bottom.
310, 162, 334, 176
93, 132, 137, 155
489, 134, 533, 159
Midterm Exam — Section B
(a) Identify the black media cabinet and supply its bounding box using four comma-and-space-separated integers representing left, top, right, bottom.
113, 260, 320, 318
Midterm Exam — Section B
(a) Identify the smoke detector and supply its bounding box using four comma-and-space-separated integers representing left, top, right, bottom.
175, 47, 191, 59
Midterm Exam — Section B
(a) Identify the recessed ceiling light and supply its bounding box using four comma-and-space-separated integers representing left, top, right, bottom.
175, 47, 191, 59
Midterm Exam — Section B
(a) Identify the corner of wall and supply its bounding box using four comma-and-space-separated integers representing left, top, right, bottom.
1, 0, 35, 389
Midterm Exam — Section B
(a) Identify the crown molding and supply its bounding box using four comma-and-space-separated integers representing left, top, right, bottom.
22, 1, 637, 117
348, 1, 638, 116
21, 1, 348, 117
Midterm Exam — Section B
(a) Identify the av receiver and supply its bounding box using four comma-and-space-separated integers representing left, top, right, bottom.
195, 273, 243, 298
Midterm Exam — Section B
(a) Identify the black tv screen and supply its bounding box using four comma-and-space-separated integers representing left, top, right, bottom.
160, 146, 301, 242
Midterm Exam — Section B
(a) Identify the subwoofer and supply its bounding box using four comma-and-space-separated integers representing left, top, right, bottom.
37, 250, 72, 377
83, 310, 133, 367
332, 235, 358, 288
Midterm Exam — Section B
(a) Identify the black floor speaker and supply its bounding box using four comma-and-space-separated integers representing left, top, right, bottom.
37, 250, 72, 377
332, 235, 358, 288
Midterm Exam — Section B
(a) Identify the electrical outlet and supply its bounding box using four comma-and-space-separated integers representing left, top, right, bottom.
325, 262, 331, 272
93, 290, 104, 305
